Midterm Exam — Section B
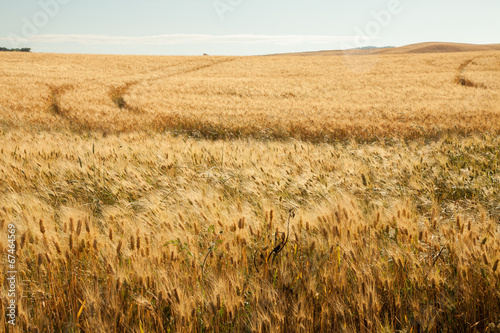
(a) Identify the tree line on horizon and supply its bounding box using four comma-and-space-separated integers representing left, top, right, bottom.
0, 47, 31, 52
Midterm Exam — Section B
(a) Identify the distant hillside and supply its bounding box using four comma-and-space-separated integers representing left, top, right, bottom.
376, 42, 500, 54
355, 46, 395, 50
267, 42, 500, 56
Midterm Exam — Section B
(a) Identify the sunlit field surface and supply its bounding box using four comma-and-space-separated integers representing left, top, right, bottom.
0, 51, 499, 332
1, 51, 499, 140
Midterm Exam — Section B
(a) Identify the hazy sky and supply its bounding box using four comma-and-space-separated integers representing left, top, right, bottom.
1, 0, 499, 55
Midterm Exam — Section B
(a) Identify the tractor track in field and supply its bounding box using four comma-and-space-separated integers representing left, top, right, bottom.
45, 83, 106, 133
109, 57, 237, 111
454, 58, 487, 88
42, 58, 238, 121
47, 84, 74, 117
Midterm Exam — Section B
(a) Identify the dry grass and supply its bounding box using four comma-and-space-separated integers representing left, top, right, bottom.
0, 51, 499, 141
0, 51, 499, 332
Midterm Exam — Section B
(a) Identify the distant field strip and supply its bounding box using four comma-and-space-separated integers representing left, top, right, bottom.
0, 51, 499, 141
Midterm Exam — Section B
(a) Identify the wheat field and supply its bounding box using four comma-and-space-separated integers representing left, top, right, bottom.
1, 51, 500, 140
0, 51, 500, 332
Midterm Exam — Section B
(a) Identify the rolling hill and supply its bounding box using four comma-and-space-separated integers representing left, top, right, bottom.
269, 42, 500, 56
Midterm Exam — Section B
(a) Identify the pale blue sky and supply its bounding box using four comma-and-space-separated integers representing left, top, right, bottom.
1, 0, 499, 55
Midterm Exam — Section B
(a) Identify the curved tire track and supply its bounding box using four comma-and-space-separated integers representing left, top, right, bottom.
47, 84, 73, 117
454, 58, 487, 88
109, 57, 237, 111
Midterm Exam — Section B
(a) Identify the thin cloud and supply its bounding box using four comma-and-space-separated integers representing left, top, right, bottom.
1, 34, 356, 46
